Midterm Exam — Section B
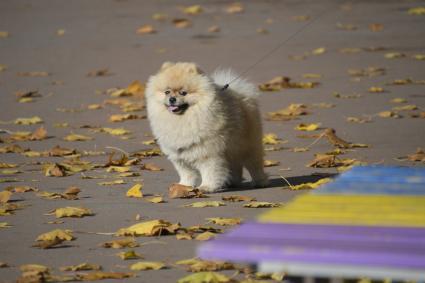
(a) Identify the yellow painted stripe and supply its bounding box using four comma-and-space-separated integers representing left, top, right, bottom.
259, 194, 425, 227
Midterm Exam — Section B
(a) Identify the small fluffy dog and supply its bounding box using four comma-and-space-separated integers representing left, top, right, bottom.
145, 62, 268, 192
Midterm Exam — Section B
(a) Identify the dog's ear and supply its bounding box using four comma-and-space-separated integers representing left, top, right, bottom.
160, 61, 175, 71
187, 63, 204, 75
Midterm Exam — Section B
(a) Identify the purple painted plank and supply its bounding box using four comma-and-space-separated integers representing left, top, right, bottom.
197, 222, 425, 269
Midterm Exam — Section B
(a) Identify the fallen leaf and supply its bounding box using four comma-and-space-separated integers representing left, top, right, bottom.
176, 233, 193, 240
177, 259, 235, 273
60, 263, 101, 271
262, 133, 283, 145
324, 128, 352, 148
0, 191, 12, 203
333, 92, 362, 99
295, 123, 321, 131
348, 67, 385, 77
206, 217, 242, 226
0, 262, 9, 268
173, 18, 192, 28
291, 15, 310, 21
183, 5, 203, 15
177, 271, 231, 283
146, 196, 165, 203
101, 238, 139, 249
44, 163, 67, 177
0, 31, 9, 38
221, 195, 256, 202
407, 7, 425, 15
369, 23, 383, 32
52, 207, 93, 218
208, 25, 220, 33
109, 114, 139, 122
0, 222, 12, 228
0, 64, 7, 71
169, 184, 197, 199
140, 163, 163, 171
77, 272, 134, 280
368, 86, 385, 93
130, 261, 166, 271
393, 104, 418, 111
136, 25, 156, 34
384, 52, 406, 59
311, 47, 326, 55
243, 201, 280, 208
56, 29, 65, 36
100, 127, 131, 136
336, 22, 357, 30
14, 116, 43, 125
195, 232, 217, 241
292, 147, 309, 152
116, 219, 180, 236
390, 98, 407, 104
18, 264, 51, 282
266, 104, 308, 121
412, 54, 425, 60
131, 148, 162, 158
307, 153, 338, 168
378, 110, 401, 118
63, 133, 93, 141
290, 178, 332, 190
152, 13, 168, 21
184, 201, 226, 208
117, 250, 143, 260
263, 160, 280, 167
225, 3, 244, 14
259, 76, 319, 91
98, 179, 126, 186
36, 229, 75, 242
0, 163, 18, 169
346, 116, 372, 123
126, 184, 143, 198
9, 186, 38, 193
407, 148, 425, 162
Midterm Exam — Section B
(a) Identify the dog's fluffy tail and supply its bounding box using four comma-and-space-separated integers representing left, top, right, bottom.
211, 68, 259, 98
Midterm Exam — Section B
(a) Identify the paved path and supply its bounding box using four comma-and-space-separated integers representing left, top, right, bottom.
1, 0, 424, 282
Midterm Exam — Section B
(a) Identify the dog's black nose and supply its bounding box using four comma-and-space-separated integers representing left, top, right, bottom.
169, 97, 177, 104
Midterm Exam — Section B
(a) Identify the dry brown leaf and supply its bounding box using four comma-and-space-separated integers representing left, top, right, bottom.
173, 18, 192, 28
32, 238, 66, 249
307, 153, 338, 168
0, 190, 12, 203
168, 184, 206, 199
17, 71, 50, 77
183, 201, 226, 208
368, 86, 385, 93
221, 195, 256, 202
101, 238, 139, 249
140, 163, 163, 171
324, 128, 351, 148
407, 148, 425, 162
263, 160, 280, 167
36, 229, 75, 242
348, 67, 385, 77
136, 25, 156, 34
60, 263, 101, 271
266, 103, 308, 121
208, 25, 220, 33
116, 219, 180, 236
259, 76, 319, 91
378, 111, 401, 118
369, 23, 384, 32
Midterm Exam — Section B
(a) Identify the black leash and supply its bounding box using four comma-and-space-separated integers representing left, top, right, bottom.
221, 6, 330, 91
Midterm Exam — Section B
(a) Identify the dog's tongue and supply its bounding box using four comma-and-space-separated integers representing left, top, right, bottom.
168, 105, 179, 112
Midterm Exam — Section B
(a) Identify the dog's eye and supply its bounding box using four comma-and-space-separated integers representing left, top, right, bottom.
180, 91, 187, 96
164, 90, 171, 95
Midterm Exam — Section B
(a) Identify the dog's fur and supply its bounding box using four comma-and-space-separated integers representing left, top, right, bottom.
145, 62, 268, 192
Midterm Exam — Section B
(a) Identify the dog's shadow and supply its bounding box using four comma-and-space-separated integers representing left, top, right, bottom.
227, 173, 338, 192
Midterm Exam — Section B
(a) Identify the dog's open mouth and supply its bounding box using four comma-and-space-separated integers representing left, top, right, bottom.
167, 103, 189, 114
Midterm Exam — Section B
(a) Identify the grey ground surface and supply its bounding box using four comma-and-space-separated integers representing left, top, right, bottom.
1, 0, 425, 282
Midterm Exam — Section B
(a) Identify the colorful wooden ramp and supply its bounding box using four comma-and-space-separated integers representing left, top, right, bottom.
198, 166, 425, 280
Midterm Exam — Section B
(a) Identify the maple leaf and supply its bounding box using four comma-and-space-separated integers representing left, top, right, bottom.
36, 229, 75, 242
51, 207, 93, 218
195, 232, 217, 241
116, 219, 180, 236
177, 271, 231, 283
130, 261, 166, 271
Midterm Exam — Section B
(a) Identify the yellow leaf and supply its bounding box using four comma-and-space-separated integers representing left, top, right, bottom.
177, 271, 231, 283
117, 250, 143, 260
78, 272, 134, 280
101, 127, 131, 136
290, 178, 332, 190
176, 233, 193, 240
243, 201, 280, 208
98, 179, 126, 186
140, 163, 163, 171
393, 104, 418, 111
263, 160, 280, 167
183, 5, 203, 15
407, 7, 425, 15
0, 64, 7, 71
262, 133, 281, 145
384, 52, 405, 59
206, 217, 242, 226
107, 166, 131, 173
312, 47, 326, 55
20, 264, 49, 273
378, 111, 401, 118
195, 232, 217, 241
60, 263, 101, 271
184, 201, 226, 208
116, 219, 179, 236
412, 54, 425, 60
0, 31, 9, 38
63, 133, 93, 141
109, 114, 138, 122
221, 195, 256, 202
53, 207, 93, 218
390, 98, 407, 104
225, 3, 244, 14
36, 229, 75, 241
0, 222, 12, 228
146, 196, 165, 203
130, 261, 166, 271
294, 123, 321, 131
0, 191, 12, 203
152, 13, 168, 21
14, 116, 43, 125
368, 86, 385, 93
56, 29, 65, 36
126, 184, 143, 198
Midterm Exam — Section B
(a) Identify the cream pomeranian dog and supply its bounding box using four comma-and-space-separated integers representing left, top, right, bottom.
145, 62, 268, 192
